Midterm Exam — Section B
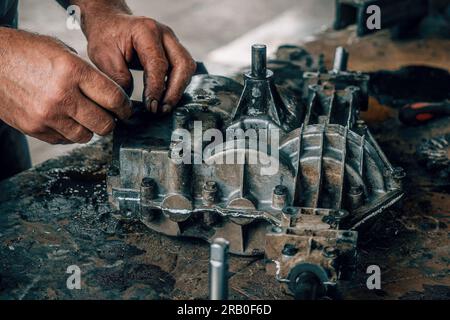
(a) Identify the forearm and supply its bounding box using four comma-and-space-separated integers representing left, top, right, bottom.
0, 27, 13, 75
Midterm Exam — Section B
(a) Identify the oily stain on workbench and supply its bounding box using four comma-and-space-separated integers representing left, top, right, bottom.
0, 148, 168, 299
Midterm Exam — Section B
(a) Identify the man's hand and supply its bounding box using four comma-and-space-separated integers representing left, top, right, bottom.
74, 0, 196, 114
0, 27, 132, 144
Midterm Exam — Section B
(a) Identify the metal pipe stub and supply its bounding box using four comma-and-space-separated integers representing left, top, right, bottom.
333, 46, 349, 73
209, 238, 230, 300
251, 44, 267, 79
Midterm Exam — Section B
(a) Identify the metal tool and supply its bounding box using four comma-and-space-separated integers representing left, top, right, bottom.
209, 238, 230, 300
399, 100, 450, 126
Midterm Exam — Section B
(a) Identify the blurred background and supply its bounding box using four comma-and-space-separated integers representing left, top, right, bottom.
19, 0, 334, 164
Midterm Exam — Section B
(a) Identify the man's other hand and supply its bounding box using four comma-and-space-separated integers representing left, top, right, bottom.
0, 28, 132, 144
75, 0, 196, 114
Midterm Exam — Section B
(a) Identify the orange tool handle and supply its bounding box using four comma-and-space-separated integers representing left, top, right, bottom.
399, 101, 450, 126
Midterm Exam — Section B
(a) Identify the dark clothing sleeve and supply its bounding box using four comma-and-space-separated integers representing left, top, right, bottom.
55, 0, 71, 9
0, 121, 31, 180
0, 0, 18, 28
0, 1, 32, 179
0, 1, 71, 29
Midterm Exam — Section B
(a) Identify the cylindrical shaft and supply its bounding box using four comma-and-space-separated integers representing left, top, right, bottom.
209, 238, 229, 300
167, 146, 192, 196
251, 44, 267, 78
333, 46, 348, 73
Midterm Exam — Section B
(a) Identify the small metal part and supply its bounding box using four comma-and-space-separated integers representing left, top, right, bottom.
333, 46, 348, 73
202, 181, 218, 205
348, 185, 364, 209
251, 44, 267, 79
173, 107, 190, 130
271, 226, 283, 234
385, 167, 406, 191
282, 244, 298, 256
140, 178, 159, 221
209, 238, 229, 300
391, 167, 406, 190
282, 207, 297, 216
393, 167, 406, 179
141, 177, 157, 200
322, 246, 338, 259
272, 185, 288, 209
417, 135, 450, 178
355, 119, 368, 134
166, 157, 191, 196
203, 212, 218, 227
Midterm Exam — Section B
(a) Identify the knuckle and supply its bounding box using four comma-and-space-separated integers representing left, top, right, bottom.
132, 17, 160, 35
54, 53, 79, 76
162, 25, 176, 37
48, 89, 65, 106
140, 17, 159, 31
59, 92, 76, 108
35, 104, 55, 123
111, 72, 133, 90
108, 85, 128, 108
72, 128, 93, 143
46, 91, 75, 117
97, 119, 115, 136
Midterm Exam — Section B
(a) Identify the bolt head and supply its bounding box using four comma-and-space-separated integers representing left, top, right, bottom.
282, 243, 298, 256
108, 166, 119, 176
323, 246, 338, 258
274, 185, 288, 195
393, 167, 406, 179
349, 185, 363, 195
204, 181, 217, 192
174, 108, 189, 117
271, 226, 283, 233
141, 177, 155, 188
282, 207, 296, 215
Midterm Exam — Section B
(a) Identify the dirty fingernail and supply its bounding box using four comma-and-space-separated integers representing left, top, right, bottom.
150, 100, 159, 113
162, 104, 172, 113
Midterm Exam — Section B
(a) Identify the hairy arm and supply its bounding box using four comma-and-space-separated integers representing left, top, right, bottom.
0, 26, 131, 144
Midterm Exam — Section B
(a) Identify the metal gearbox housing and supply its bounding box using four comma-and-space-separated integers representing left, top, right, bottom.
107, 45, 404, 298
